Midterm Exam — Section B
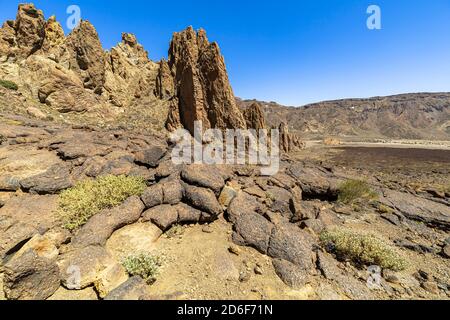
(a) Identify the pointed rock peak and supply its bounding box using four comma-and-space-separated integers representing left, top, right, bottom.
43, 15, 65, 50
122, 32, 138, 47
243, 102, 267, 131
17, 3, 44, 19
14, 3, 46, 56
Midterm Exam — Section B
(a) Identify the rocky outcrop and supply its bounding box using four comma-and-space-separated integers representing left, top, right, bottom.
14, 4, 46, 58
104, 33, 159, 108
62, 20, 106, 94
243, 102, 266, 131
163, 27, 247, 134
279, 122, 305, 153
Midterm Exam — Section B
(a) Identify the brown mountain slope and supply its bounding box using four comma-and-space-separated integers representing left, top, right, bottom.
238, 93, 450, 141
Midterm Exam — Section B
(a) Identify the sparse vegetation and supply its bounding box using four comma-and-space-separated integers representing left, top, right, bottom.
338, 179, 378, 204
320, 228, 408, 271
0, 79, 18, 91
377, 204, 394, 214
58, 175, 147, 231
122, 253, 162, 284
166, 224, 185, 238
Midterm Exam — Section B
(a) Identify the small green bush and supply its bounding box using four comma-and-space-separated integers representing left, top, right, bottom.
0, 79, 18, 91
58, 175, 146, 231
122, 253, 162, 283
166, 224, 185, 238
338, 179, 378, 204
320, 228, 408, 271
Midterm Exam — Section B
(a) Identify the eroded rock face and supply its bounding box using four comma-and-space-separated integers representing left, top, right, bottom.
14, 4, 46, 58
279, 122, 305, 153
243, 102, 266, 131
164, 27, 247, 134
104, 33, 159, 108
4, 249, 60, 300
63, 20, 106, 94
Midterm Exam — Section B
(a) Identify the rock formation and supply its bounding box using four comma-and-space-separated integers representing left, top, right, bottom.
161, 27, 247, 134
243, 102, 266, 131
279, 122, 305, 153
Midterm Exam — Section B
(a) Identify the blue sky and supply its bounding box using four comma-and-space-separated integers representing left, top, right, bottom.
1, 0, 449, 106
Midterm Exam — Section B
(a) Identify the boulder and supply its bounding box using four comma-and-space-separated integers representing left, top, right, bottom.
183, 184, 223, 217
267, 222, 315, 269
58, 245, 123, 291
106, 222, 162, 260
142, 205, 179, 231
4, 249, 60, 300
181, 164, 225, 195
20, 163, 73, 194
71, 196, 145, 248
232, 211, 274, 254
272, 258, 309, 289
134, 146, 167, 168
104, 276, 150, 300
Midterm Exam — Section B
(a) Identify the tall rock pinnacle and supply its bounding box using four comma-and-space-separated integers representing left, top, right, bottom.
161, 26, 247, 134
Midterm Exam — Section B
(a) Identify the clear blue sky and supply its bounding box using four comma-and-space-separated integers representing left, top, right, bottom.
1, 0, 449, 106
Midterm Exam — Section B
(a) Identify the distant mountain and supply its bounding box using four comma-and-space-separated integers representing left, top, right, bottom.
237, 93, 450, 140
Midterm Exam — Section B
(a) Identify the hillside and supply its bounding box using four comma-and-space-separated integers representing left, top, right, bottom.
238, 93, 450, 140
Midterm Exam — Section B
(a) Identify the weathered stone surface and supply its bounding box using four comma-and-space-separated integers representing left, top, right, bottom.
272, 258, 309, 288
232, 211, 273, 254
4, 250, 60, 300
176, 203, 202, 224
48, 286, 98, 300
141, 180, 184, 209
266, 186, 293, 218
104, 32, 158, 108
317, 251, 374, 300
10, 234, 59, 263
243, 102, 266, 131
288, 164, 339, 200
183, 184, 223, 217
0, 216, 37, 261
380, 189, 450, 231
227, 191, 263, 224
0, 194, 60, 233
156, 59, 174, 100
71, 196, 145, 248
219, 184, 238, 208
165, 27, 247, 134
134, 145, 167, 168
443, 245, 450, 259
20, 163, 73, 194
267, 223, 315, 269
142, 205, 179, 231
58, 245, 121, 290
104, 276, 150, 300
279, 122, 305, 153
106, 222, 162, 260
94, 262, 129, 298
62, 20, 106, 93
181, 164, 225, 195
14, 4, 46, 57
41, 16, 64, 53
0, 146, 61, 191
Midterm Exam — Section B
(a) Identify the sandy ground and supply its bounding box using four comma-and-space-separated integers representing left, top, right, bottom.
147, 218, 318, 300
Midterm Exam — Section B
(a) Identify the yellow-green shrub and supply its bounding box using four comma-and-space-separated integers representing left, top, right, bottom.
58, 175, 146, 230
338, 179, 378, 204
122, 253, 162, 284
320, 228, 407, 271
0, 79, 18, 91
